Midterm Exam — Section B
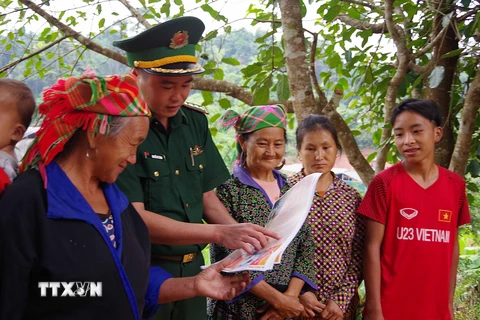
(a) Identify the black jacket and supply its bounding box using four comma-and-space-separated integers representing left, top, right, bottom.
0, 162, 170, 320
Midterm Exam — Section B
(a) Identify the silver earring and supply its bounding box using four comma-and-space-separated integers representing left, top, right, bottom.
86, 147, 98, 160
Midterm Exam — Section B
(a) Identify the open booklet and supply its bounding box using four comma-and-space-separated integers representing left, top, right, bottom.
204, 172, 321, 273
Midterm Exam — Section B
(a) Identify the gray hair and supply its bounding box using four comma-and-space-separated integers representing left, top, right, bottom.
109, 116, 132, 136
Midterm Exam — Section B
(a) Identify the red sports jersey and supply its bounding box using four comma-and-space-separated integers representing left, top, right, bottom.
358, 163, 470, 320
0, 167, 10, 194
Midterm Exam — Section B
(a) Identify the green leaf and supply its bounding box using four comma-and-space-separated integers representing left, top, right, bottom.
347, 7, 361, 19
161, 2, 170, 15
202, 90, 214, 106
96, 4, 102, 15
372, 128, 382, 145
221, 57, 240, 66
213, 68, 224, 80
241, 63, 263, 77
253, 84, 270, 105
59, 11, 65, 21
218, 98, 231, 110
441, 48, 464, 59
462, 0, 471, 7
201, 4, 227, 22
98, 18, 105, 28
5, 43, 11, 51
351, 130, 361, 136
210, 127, 218, 137
204, 30, 218, 41
428, 66, 444, 89
174, 0, 182, 5
344, 50, 352, 63
324, 5, 342, 22
366, 152, 377, 163
209, 113, 221, 123
276, 75, 290, 101
299, 0, 307, 17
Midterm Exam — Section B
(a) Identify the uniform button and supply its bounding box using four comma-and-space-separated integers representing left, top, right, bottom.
199, 164, 203, 169
185, 203, 189, 208
175, 170, 180, 175
154, 171, 160, 177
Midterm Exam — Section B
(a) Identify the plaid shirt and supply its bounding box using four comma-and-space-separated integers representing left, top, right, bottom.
289, 170, 365, 316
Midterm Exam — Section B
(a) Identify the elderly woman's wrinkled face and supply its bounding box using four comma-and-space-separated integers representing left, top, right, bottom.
299, 129, 338, 176
240, 127, 285, 173
94, 116, 149, 183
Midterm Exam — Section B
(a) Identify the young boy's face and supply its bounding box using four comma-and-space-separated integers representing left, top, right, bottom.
0, 95, 24, 150
393, 110, 442, 165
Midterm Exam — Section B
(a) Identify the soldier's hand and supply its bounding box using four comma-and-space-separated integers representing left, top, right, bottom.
216, 223, 280, 254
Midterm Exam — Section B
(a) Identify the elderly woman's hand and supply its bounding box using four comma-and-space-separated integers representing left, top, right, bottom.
193, 259, 250, 300
299, 291, 326, 318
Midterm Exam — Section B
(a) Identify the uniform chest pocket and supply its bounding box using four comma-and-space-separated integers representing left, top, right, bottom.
135, 159, 171, 211
183, 154, 206, 202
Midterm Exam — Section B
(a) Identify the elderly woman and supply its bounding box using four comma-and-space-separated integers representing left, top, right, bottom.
0, 73, 249, 320
209, 105, 316, 320
289, 115, 365, 320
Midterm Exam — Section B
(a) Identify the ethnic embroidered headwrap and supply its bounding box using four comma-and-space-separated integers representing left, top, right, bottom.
20, 72, 150, 173
219, 104, 287, 157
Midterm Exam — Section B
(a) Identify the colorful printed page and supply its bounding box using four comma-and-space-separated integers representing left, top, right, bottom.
204, 172, 321, 272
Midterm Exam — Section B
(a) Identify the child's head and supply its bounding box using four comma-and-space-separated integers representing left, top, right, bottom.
0, 79, 36, 151
390, 99, 442, 164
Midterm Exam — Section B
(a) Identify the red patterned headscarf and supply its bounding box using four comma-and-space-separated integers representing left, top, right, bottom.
20, 72, 150, 174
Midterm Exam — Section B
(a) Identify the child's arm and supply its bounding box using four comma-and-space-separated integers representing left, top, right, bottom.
449, 232, 459, 319
363, 218, 385, 320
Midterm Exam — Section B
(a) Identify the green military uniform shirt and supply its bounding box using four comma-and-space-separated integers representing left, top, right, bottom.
116, 105, 230, 257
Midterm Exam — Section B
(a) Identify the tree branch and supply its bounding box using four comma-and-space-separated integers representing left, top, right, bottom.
309, 32, 328, 109
449, 69, 480, 174
340, 0, 381, 11
18, 0, 127, 65
413, 24, 449, 59
191, 76, 293, 112
375, 0, 410, 172
335, 15, 386, 33
0, 35, 68, 74
118, 0, 152, 29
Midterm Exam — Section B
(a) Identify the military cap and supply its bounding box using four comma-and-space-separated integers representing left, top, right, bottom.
113, 16, 205, 76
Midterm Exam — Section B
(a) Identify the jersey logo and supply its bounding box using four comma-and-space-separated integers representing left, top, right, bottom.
438, 209, 452, 223
400, 208, 418, 220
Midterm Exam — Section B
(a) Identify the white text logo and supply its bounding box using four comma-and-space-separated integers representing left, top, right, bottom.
38, 282, 102, 297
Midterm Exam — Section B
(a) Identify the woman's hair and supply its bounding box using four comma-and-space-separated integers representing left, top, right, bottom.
390, 99, 442, 127
57, 116, 131, 161
295, 115, 342, 152
109, 116, 132, 136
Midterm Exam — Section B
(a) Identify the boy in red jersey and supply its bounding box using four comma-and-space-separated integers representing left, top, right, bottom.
358, 99, 471, 320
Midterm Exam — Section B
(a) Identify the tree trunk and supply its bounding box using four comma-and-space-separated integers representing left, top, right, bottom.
449, 68, 480, 174
425, 2, 458, 168
278, 0, 319, 122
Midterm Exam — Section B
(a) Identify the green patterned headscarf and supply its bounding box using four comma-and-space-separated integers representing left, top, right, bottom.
219, 104, 287, 158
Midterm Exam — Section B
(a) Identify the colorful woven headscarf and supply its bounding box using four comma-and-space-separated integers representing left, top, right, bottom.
219, 104, 287, 157
20, 72, 150, 173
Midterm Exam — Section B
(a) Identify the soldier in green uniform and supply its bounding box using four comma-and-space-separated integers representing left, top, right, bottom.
113, 17, 277, 320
